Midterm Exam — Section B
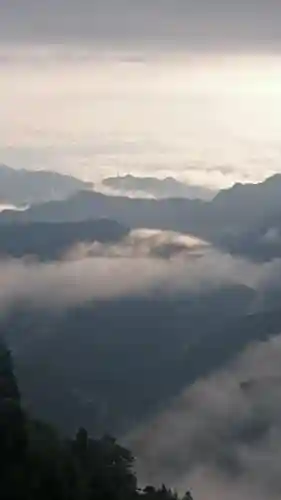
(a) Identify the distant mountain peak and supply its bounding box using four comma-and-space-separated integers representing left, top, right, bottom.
102, 174, 215, 200
0, 164, 93, 206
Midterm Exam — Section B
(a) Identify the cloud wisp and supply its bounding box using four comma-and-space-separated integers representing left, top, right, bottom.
127, 333, 281, 500
0, 228, 264, 312
1, 228, 281, 499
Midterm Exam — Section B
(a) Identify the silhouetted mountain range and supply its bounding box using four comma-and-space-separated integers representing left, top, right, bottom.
1, 166, 281, 455
0, 164, 93, 206
0, 219, 128, 260
2, 173, 281, 260
102, 174, 215, 200
1, 284, 258, 435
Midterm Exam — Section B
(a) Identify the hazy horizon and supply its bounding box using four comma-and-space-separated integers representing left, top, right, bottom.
2, 1, 281, 189
3, 5, 281, 497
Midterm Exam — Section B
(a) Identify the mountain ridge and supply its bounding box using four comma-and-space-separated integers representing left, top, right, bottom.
0, 163, 93, 206
2, 173, 281, 251
102, 174, 216, 200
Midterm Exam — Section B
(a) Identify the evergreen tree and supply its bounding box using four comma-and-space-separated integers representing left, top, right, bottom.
0, 340, 27, 499
0, 341, 194, 500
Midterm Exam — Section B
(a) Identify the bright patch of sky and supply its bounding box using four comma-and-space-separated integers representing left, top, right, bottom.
2, 47, 281, 188
2, 1, 281, 188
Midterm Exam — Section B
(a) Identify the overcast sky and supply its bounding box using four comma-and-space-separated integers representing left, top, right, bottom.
1, 0, 281, 51
1, 1, 281, 187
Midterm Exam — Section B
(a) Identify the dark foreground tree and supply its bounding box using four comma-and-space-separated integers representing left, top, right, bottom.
0, 340, 193, 500
0, 341, 28, 499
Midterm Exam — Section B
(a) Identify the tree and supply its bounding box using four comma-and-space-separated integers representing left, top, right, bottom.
0, 342, 194, 500
183, 492, 194, 500
142, 484, 179, 499
0, 341, 27, 499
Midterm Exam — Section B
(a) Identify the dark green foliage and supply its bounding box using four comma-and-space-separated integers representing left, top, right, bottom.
0, 341, 27, 499
0, 341, 193, 500
142, 485, 178, 499
69, 430, 137, 500
0, 341, 27, 463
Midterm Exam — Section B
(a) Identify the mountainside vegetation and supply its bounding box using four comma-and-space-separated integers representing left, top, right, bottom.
0, 341, 193, 500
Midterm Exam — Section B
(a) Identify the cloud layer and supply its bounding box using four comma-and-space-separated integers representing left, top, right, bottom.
1, 228, 281, 499
1, 1, 281, 51
127, 333, 281, 500
2, 46, 281, 189
0, 228, 263, 311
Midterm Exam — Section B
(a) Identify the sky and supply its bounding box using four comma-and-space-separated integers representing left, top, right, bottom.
1, 1, 281, 188
2, 1, 281, 50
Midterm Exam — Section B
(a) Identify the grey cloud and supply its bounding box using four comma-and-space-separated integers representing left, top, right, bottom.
262, 227, 281, 245
65, 229, 210, 260
0, 229, 264, 311
1, 0, 281, 51
127, 333, 281, 500
1, 229, 281, 499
